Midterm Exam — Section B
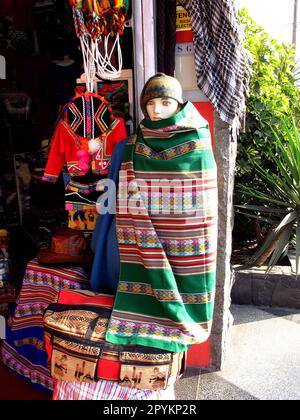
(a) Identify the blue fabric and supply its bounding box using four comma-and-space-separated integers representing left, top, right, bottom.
3, 324, 53, 394
5, 324, 48, 367
90, 138, 128, 294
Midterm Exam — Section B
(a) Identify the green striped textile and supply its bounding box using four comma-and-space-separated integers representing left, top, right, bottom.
106, 102, 218, 353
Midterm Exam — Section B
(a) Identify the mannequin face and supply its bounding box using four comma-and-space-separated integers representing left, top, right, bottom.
146, 97, 179, 121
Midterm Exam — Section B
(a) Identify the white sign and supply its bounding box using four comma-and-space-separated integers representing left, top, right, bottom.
0, 55, 6, 79
0, 315, 5, 339
175, 42, 195, 56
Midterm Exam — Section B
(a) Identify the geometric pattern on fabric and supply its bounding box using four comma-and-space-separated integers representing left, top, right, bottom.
1, 340, 55, 391
106, 102, 218, 353
1, 260, 91, 393
178, 0, 250, 129
67, 209, 99, 231
65, 92, 112, 139
10, 259, 90, 332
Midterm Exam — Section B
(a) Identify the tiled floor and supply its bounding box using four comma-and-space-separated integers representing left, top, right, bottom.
175, 305, 300, 400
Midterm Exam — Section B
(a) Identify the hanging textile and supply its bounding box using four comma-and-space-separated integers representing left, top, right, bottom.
43, 92, 127, 231
43, 92, 127, 179
105, 102, 218, 353
69, 0, 129, 86
178, 0, 250, 130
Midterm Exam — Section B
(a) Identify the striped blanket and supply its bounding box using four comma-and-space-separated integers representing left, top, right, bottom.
10, 259, 90, 332
1, 339, 55, 392
1, 260, 90, 392
106, 102, 218, 353
53, 380, 175, 400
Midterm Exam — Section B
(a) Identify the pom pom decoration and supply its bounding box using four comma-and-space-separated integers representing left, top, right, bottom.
88, 139, 101, 154
77, 149, 92, 174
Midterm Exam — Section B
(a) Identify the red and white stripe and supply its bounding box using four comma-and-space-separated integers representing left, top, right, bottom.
53, 380, 175, 401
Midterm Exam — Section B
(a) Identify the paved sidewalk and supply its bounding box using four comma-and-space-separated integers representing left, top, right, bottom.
175, 304, 300, 400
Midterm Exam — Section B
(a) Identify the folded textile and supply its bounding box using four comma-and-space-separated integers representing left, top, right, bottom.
178, 0, 250, 129
1, 260, 91, 392
1, 339, 54, 392
106, 102, 218, 353
10, 259, 90, 332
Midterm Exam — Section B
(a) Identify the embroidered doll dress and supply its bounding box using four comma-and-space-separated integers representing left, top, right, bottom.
43, 92, 127, 231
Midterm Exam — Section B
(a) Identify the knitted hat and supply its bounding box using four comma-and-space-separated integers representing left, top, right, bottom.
140, 73, 183, 117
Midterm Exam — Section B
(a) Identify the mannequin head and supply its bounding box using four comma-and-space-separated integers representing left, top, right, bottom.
146, 97, 180, 121
140, 73, 183, 120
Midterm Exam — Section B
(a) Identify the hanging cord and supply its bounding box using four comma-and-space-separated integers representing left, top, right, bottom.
95, 33, 123, 80
80, 35, 97, 92
81, 33, 122, 82
71, 4, 125, 84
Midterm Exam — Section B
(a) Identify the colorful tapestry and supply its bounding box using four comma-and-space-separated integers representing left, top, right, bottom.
106, 102, 218, 353
1, 260, 91, 392
1, 334, 55, 392
65, 92, 112, 140
43, 92, 127, 231
68, 209, 99, 231
10, 259, 90, 332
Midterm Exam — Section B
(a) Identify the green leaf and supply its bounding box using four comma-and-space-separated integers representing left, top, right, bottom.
249, 229, 277, 265
272, 124, 300, 184
235, 210, 278, 224
235, 205, 287, 214
266, 222, 294, 275
237, 185, 291, 207
274, 210, 297, 233
249, 211, 297, 266
235, 8, 300, 249
253, 163, 297, 201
